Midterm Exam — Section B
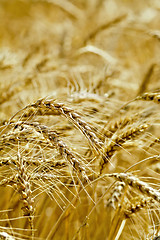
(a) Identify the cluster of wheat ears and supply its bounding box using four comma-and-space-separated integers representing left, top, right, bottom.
0, 0, 160, 239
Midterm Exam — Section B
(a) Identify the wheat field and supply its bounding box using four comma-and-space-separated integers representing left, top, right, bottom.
0, 0, 160, 239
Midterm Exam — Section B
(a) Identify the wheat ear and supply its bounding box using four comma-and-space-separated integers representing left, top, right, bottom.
7, 99, 103, 152
27, 99, 103, 152
23, 122, 89, 182
106, 181, 126, 209
136, 92, 160, 103
99, 123, 148, 173
16, 153, 34, 233
124, 196, 154, 218
105, 173, 160, 203
102, 113, 139, 138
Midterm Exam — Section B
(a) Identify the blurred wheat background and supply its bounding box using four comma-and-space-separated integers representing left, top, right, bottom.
0, 0, 160, 239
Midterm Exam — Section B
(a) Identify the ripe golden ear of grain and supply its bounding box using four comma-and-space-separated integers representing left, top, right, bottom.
0, 1, 160, 240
